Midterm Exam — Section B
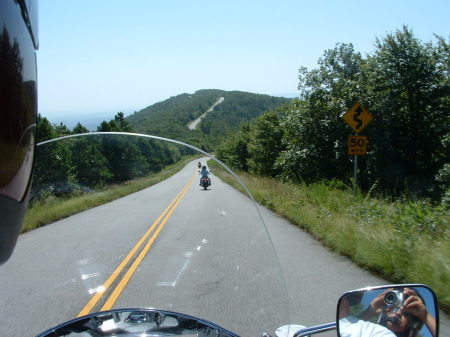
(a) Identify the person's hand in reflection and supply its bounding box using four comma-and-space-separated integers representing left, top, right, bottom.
400, 288, 436, 337
350, 288, 436, 337
381, 288, 436, 337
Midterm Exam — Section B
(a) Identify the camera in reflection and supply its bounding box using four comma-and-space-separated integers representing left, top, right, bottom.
384, 290, 406, 308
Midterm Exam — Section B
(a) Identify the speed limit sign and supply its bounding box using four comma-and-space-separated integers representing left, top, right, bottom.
348, 136, 368, 155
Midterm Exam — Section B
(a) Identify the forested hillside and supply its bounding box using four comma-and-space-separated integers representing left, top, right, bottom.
218, 26, 450, 202
33, 89, 290, 200
126, 89, 291, 150
33, 113, 192, 202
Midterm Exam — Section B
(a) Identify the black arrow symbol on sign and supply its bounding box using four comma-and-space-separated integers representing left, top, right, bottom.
353, 106, 363, 130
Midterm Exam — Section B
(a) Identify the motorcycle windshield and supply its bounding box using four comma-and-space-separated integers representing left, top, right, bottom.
0, 133, 290, 337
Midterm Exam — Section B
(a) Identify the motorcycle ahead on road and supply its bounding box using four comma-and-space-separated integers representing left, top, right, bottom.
1, 133, 440, 337
201, 176, 211, 190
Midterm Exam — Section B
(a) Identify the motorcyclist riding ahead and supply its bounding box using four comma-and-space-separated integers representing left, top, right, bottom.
200, 165, 211, 186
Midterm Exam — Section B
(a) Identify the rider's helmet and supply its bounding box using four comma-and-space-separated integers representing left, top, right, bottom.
202, 166, 207, 170
0, 0, 39, 264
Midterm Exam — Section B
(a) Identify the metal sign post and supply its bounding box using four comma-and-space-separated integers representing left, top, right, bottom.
341, 102, 373, 191
354, 145, 358, 189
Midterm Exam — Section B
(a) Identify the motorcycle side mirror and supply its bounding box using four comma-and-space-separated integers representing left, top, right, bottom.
337, 284, 439, 337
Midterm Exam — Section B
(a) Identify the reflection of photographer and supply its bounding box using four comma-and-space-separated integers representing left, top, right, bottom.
360, 288, 436, 337
339, 293, 396, 337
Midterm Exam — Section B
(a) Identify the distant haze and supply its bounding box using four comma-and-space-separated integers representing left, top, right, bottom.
40, 111, 129, 131
272, 92, 298, 99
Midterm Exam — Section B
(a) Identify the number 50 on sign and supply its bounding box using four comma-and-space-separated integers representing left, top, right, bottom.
348, 136, 368, 155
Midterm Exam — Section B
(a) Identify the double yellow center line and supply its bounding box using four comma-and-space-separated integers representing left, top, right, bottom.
77, 170, 196, 317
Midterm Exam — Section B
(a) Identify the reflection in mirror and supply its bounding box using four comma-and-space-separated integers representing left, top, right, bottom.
160, 314, 179, 328
337, 285, 438, 337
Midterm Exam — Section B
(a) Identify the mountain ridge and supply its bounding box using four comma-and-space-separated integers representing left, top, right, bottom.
126, 89, 291, 150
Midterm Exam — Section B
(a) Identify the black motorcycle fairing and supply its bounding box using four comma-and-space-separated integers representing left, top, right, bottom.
36, 308, 241, 337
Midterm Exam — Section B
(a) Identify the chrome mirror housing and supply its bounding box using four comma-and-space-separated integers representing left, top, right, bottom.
337, 285, 438, 337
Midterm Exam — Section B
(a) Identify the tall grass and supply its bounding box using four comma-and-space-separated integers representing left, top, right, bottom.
23, 156, 197, 233
209, 161, 450, 313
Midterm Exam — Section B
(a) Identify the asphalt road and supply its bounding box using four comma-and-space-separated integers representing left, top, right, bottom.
0, 159, 448, 337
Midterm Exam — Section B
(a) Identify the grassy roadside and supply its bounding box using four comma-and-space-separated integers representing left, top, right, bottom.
208, 161, 450, 313
23, 156, 198, 233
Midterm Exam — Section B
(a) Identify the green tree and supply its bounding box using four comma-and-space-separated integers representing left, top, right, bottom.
96, 115, 151, 182
217, 123, 252, 171
36, 114, 56, 142
33, 139, 73, 198
34, 115, 73, 198
54, 122, 71, 137
278, 43, 364, 183
72, 122, 89, 134
114, 112, 133, 132
247, 110, 285, 176
97, 112, 133, 133
135, 138, 182, 173
71, 137, 112, 187
435, 133, 450, 206
364, 26, 449, 197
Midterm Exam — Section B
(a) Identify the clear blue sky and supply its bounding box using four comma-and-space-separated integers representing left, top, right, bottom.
38, 0, 449, 120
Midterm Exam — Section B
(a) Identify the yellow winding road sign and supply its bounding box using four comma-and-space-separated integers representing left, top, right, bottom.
342, 102, 373, 133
